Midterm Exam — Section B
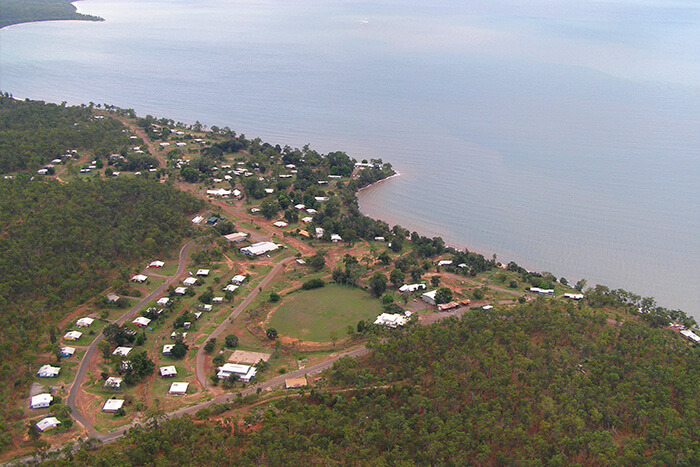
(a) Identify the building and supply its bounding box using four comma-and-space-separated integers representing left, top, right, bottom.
421, 290, 438, 306
174, 287, 188, 295
132, 317, 151, 327
162, 344, 175, 355
160, 365, 178, 378
168, 382, 189, 395
273, 221, 288, 228
285, 376, 307, 389
104, 377, 123, 389
157, 297, 170, 306
231, 274, 246, 285
330, 234, 342, 242
530, 287, 554, 296
183, 277, 197, 286
374, 313, 409, 328
64, 331, 82, 341
564, 293, 585, 300
131, 274, 148, 283
437, 301, 460, 311
437, 260, 453, 267
76, 317, 94, 327
374, 236, 385, 242
240, 241, 279, 256
216, 363, 257, 382
30, 394, 53, 409
223, 232, 248, 243
212, 296, 224, 303
681, 329, 700, 343
192, 215, 204, 224
223, 284, 239, 293
102, 399, 125, 413
37, 365, 60, 378
36, 417, 61, 432
59, 346, 75, 357
148, 261, 165, 268
196, 269, 210, 276
206, 188, 232, 197
106, 293, 120, 303
112, 347, 132, 357
399, 283, 426, 293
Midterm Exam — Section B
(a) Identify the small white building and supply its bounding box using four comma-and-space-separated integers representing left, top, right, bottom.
76, 317, 94, 327
483, 305, 494, 310
294, 204, 305, 210
206, 188, 232, 197
306, 208, 318, 215
131, 274, 148, 283
223, 284, 239, 293
224, 232, 249, 243
437, 260, 453, 267
240, 241, 279, 256
37, 365, 61, 378
183, 277, 198, 287
191, 215, 204, 224
399, 283, 426, 293
315, 196, 329, 202
330, 234, 342, 243
196, 269, 210, 277
168, 382, 189, 395
112, 347, 132, 357
530, 287, 554, 296
231, 274, 246, 285
174, 287, 188, 295
421, 290, 438, 306
273, 221, 288, 228
564, 293, 585, 300
132, 317, 151, 327
36, 417, 61, 432
30, 394, 53, 409
104, 377, 123, 389
681, 329, 700, 343
102, 399, 125, 413
301, 216, 313, 223
162, 344, 175, 355
374, 236, 385, 242
148, 261, 165, 268
59, 346, 75, 357
212, 296, 224, 303
64, 331, 82, 341
217, 363, 257, 382
171, 331, 187, 340
157, 297, 170, 306
160, 365, 178, 378
374, 313, 409, 328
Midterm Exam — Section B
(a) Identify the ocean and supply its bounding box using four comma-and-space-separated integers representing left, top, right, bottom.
1, 0, 698, 316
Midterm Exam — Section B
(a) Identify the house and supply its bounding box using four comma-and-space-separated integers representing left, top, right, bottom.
315, 227, 324, 238
421, 290, 438, 306
201, 305, 212, 312
148, 261, 165, 268
231, 275, 246, 285
301, 216, 313, 223
112, 347, 132, 357
681, 329, 700, 343
264, 188, 274, 194
76, 317, 94, 327
162, 344, 175, 355
196, 269, 210, 277
299, 230, 310, 238
206, 188, 232, 197
132, 317, 151, 327
223, 284, 239, 293
176, 142, 187, 147
30, 394, 53, 409
168, 382, 189, 395
399, 283, 426, 293
306, 208, 317, 215
64, 331, 82, 341
273, 221, 288, 228
232, 189, 243, 199
285, 376, 307, 389
59, 346, 75, 357
157, 297, 170, 306
170, 331, 187, 340
131, 274, 148, 283
250, 207, 261, 213
160, 365, 178, 378
530, 287, 554, 296
106, 293, 120, 303
564, 293, 585, 300
294, 204, 305, 210
102, 399, 125, 413
194, 311, 203, 319
191, 215, 204, 224
212, 296, 224, 303
296, 258, 306, 265
216, 363, 257, 382
240, 242, 279, 256
223, 232, 248, 243
160, 142, 170, 147
104, 377, 123, 389
37, 365, 61, 378
36, 417, 61, 432
374, 313, 409, 328
374, 236, 385, 242
314, 196, 329, 202
330, 234, 342, 242
437, 301, 460, 311
437, 260, 453, 267
483, 305, 494, 310
183, 277, 197, 287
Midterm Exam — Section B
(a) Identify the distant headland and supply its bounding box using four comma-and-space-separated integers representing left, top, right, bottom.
0, 0, 103, 29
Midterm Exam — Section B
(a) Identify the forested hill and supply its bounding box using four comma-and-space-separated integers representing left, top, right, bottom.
59, 301, 700, 465
0, 95, 125, 172
0, 0, 103, 29
0, 176, 203, 450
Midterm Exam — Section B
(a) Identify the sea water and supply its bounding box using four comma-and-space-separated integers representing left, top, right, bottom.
1, 0, 698, 315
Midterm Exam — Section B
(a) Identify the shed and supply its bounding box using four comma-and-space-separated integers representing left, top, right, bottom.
132, 317, 151, 327
168, 382, 189, 395
36, 417, 61, 432
223, 232, 248, 243
30, 394, 53, 409
330, 234, 342, 242
102, 399, 125, 413
240, 241, 279, 256
421, 290, 438, 306
148, 261, 165, 268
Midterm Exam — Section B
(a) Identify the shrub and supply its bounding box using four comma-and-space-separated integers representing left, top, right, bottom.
301, 278, 325, 290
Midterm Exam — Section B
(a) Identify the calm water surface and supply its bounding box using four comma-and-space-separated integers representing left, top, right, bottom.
1, 0, 698, 315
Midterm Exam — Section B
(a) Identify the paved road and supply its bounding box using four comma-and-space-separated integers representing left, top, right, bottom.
194, 256, 295, 388
66, 240, 195, 436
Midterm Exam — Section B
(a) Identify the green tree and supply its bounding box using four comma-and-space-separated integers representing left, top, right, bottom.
170, 340, 189, 359
434, 287, 453, 304
368, 272, 388, 297
225, 334, 239, 348
266, 328, 278, 340
390, 268, 405, 287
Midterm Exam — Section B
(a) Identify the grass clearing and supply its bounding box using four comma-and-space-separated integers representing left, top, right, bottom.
268, 285, 383, 342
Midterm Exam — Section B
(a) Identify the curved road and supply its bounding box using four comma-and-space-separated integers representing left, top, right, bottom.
66, 240, 195, 436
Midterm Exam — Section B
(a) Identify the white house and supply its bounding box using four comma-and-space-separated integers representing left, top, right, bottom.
59, 346, 75, 357
36, 417, 61, 432
171, 331, 187, 340
240, 242, 279, 256
530, 287, 554, 296
421, 290, 438, 306
437, 260, 453, 267
102, 399, 125, 413
196, 269, 210, 276
374, 313, 409, 328
168, 382, 189, 395
212, 296, 224, 303
30, 394, 53, 409
681, 329, 700, 343
294, 204, 305, 210
301, 216, 313, 223
104, 377, 123, 389
399, 283, 426, 293
131, 274, 148, 283
216, 363, 257, 382
315, 227, 324, 238
183, 277, 198, 287
174, 287, 188, 295
223, 232, 248, 243
374, 236, 385, 242
64, 331, 82, 341
160, 365, 178, 378
157, 297, 170, 306
148, 261, 165, 268
315, 196, 329, 202
306, 208, 318, 215
273, 221, 288, 228
132, 317, 151, 327
112, 347, 132, 357
76, 317, 94, 327
563, 293, 585, 300
162, 344, 175, 355
330, 234, 342, 242
483, 305, 494, 310
206, 188, 232, 197
37, 365, 61, 378
231, 274, 246, 285
223, 284, 239, 293
264, 188, 274, 194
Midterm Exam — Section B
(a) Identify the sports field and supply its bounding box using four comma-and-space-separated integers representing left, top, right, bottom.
268, 285, 383, 342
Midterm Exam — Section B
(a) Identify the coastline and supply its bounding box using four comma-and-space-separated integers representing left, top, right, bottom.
0, 0, 103, 31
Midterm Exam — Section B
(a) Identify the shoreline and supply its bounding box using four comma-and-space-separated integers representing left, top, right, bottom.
0, 0, 103, 31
